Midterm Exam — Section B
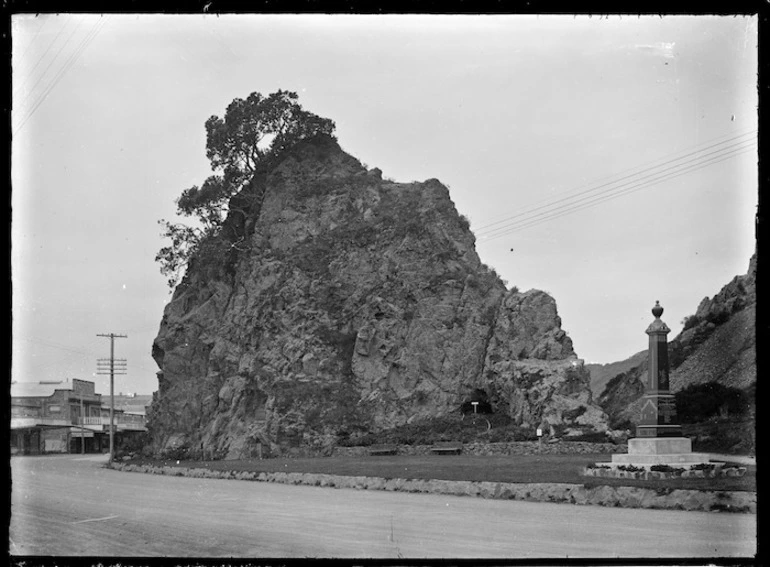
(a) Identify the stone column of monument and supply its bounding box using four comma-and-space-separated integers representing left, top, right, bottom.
636, 301, 681, 438
611, 301, 710, 467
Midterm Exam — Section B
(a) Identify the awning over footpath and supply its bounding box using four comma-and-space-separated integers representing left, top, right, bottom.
11, 417, 70, 429
69, 427, 95, 438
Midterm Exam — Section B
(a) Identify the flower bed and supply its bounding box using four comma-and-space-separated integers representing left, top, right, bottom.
582, 462, 746, 480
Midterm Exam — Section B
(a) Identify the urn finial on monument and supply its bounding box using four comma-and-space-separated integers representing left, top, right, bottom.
646, 300, 671, 335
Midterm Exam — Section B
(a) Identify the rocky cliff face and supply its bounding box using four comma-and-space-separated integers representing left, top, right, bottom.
147, 135, 607, 458
598, 253, 756, 428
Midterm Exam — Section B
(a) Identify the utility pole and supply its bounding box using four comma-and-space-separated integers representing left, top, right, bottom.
80, 393, 85, 454
97, 333, 127, 465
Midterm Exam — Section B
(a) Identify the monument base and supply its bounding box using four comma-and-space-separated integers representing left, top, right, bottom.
611, 437, 712, 467
636, 424, 682, 437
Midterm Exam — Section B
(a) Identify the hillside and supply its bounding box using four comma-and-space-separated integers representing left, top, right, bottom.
585, 350, 646, 398
146, 135, 609, 459
597, 253, 756, 435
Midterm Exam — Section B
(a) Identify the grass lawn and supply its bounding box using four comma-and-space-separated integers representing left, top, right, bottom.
131, 453, 756, 493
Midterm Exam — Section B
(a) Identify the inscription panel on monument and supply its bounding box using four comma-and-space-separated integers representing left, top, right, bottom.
658, 396, 677, 424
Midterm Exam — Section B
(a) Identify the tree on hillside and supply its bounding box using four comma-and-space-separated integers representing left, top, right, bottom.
156, 90, 336, 288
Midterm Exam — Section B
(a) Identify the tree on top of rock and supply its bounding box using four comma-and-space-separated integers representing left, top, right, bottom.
156, 90, 336, 288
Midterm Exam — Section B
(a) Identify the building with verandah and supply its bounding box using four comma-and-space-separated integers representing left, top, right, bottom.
10, 378, 146, 455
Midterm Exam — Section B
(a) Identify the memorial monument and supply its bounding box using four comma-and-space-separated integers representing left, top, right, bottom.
611, 301, 710, 467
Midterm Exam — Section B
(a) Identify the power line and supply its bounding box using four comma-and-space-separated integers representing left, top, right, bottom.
14, 15, 72, 99
15, 16, 85, 102
14, 16, 109, 134
15, 16, 107, 132
17, 335, 99, 357
475, 133, 756, 240
475, 130, 756, 234
480, 140, 756, 239
474, 129, 756, 235
479, 140, 756, 240
505, 150, 755, 236
15, 15, 51, 66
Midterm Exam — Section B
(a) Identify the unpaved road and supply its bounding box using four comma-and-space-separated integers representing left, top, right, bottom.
10, 454, 756, 558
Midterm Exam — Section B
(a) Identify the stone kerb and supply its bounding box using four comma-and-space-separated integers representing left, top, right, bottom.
109, 461, 755, 513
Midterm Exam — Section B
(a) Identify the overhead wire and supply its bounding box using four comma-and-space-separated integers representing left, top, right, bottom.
469, 130, 750, 233
15, 334, 142, 380
479, 135, 756, 236
474, 129, 757, 234
13, 15, 71, 99
16, 16, 86, 104
494, 145, 755, 236
18, 335, 101, 357
14, 15, 51, 69
14, 15, 109, 134
14, 344, 98, 381
477, 136, 756, 240
475, 131, 757, 240
15, 16, 106, 132
479, 139, 756, 239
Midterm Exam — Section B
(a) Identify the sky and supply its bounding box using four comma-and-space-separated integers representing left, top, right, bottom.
11, 14, 758, 396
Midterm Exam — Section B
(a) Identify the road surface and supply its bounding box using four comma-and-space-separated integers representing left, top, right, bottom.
10, 454, 756, 558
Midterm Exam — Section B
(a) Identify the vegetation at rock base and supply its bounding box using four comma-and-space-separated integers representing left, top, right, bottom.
674, 382, 751, 423
682, 416, 755, 455
156, 90, 336, 287
337, 413, 616, 448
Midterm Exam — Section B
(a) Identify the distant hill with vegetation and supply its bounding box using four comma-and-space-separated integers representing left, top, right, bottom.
585, 350, 646, 399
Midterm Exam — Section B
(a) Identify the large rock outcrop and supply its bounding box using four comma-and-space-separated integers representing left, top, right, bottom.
147, 135, 607, 458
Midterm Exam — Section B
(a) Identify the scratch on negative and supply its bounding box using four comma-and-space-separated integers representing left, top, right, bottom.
71, 514, 119, 524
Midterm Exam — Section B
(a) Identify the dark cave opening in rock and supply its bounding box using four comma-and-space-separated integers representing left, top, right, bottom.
460, 388, 493, 415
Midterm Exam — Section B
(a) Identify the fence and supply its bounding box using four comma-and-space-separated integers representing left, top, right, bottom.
76, 414, 146, 429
